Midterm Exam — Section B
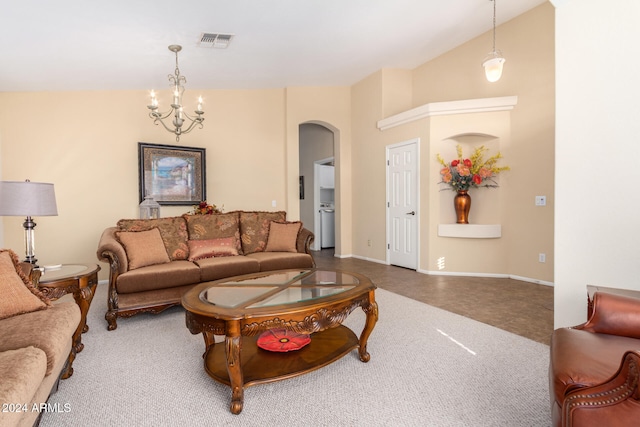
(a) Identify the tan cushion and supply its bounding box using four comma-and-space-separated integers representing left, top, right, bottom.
0, 346, 47, 411
0, 250, 49, 320
247, 252, 315, 271
238, 211, 287, 254
0, 301, 80, 375
187, 238, 239, 261
183, 213, 242, 254
265, 221, 302, 253
117, 216, 189, 261
116, 261, 201, 294
195, 256, 261, 282
115, 228, 171, 270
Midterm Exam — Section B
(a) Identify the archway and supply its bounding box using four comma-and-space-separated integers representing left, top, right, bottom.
298, 122, 338, 252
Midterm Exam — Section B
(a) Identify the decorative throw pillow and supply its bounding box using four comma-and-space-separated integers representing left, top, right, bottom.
183, 212, 242, 255
0, 250, 50, 320
265, 221, 302, 253
239, 211, 287, 254
187, 238, 240, 261
115, 228, 171, 270
117, 217, 190, 261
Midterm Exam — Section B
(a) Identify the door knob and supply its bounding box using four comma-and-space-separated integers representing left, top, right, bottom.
406, 211, 416, 215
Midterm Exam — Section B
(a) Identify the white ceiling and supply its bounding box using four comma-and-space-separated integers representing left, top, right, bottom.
0, 0, 546, 92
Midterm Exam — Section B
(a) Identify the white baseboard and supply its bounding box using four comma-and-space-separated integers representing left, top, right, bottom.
342, 255, 555, 286
508, 274, 554, 287
350, 254, 388, 265
333, 252, 353, 259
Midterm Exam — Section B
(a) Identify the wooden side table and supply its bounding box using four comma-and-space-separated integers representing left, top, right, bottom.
38, 264, 100, 378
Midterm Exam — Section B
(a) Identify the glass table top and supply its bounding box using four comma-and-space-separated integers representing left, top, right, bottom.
39, 264, 93, 282
199, 270, 360, 309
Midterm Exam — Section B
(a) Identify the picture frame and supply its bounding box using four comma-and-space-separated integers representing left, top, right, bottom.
138, 142, 206, 205
299, 176, 305, 200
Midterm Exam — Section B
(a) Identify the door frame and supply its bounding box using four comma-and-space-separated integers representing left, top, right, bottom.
312, 156, 334, 251
386, 138, 420, 268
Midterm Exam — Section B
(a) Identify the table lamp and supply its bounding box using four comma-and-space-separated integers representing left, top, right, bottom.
0, 180, 58, 267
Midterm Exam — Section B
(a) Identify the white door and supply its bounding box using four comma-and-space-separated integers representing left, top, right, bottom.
387, 140, 419, 269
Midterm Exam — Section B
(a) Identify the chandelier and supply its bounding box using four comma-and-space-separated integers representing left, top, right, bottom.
482, 0, 505, 82
148, 45, 204, 141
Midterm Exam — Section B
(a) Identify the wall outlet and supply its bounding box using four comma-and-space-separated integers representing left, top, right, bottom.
538, 253, 546, 263
272, 200, 277, 207
535, 196, 547, 206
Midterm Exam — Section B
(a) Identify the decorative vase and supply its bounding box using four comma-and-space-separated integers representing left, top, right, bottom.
454, 190, 471, 224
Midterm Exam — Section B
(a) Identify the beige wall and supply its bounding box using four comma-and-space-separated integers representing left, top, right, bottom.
412, 3, 555, 282
285, 87, 352, 256
350, 3, 554, 282
0, 89, 283, 279
0, 4, 553, 286
427, 111, 512, 274
0, 86, 351, 279
553, 0, 640, 327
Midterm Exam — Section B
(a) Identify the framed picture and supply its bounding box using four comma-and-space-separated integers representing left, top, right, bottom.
299, 176, 305, 200
138, 142, 206, 205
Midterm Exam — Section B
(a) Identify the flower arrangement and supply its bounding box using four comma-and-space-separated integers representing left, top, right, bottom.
188, 201, 223, 215
437, 145, 510, 192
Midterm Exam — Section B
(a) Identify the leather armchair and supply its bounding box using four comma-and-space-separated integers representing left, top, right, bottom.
549, 292, 640, 426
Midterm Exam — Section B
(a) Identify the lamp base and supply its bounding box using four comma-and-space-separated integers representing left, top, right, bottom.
23, 216, 39, 268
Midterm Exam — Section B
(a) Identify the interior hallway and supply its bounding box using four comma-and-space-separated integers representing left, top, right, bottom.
313, 249, 554, 345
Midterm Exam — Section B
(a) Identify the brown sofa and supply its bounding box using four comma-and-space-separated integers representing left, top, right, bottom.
96, 211, 315, 330
0, 250, 80, 427
549, 291, 640, 426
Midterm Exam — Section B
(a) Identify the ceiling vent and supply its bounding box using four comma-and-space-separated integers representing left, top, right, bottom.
198, 33, 234, 49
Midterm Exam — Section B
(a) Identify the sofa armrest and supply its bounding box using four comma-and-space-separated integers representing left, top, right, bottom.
576, 292, 640, 339
96, 227, 128, 274
297, 227, 315, 255
562, 350, 640, 426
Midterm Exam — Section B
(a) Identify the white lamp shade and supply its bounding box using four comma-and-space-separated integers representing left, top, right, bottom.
0, 181, 58, 216
483, 56, 506, 83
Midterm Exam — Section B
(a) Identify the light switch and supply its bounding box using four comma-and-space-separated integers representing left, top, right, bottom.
535, 196, 546, 206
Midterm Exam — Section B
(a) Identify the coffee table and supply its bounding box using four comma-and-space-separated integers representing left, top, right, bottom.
182, 269, 378, 414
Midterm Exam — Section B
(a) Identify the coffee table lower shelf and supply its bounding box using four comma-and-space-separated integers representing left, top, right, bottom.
204, 325, 359, 387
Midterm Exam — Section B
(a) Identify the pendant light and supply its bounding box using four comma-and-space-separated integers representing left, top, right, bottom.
482, 0, 505, 82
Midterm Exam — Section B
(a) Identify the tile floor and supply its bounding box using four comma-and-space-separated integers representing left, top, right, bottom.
313, 249, 554, 345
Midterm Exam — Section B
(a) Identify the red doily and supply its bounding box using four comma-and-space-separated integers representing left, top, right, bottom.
256, 328, 311, 352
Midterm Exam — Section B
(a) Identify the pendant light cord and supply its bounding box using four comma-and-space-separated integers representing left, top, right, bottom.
492, 0, 497, 52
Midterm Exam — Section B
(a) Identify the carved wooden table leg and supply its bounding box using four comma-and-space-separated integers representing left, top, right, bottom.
358, 291, 378, 362
225, 321, 244, 415
38, 264, 101, 379
81, 279, 98, 333
202, 331, 215, 357
72, 284, 95, 353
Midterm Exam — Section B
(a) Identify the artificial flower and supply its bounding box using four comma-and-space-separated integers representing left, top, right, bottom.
437, 145, 510, 191
188, 201, 223, 215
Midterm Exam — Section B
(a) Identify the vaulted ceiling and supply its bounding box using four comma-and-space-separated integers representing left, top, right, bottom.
0, 0, 546, 92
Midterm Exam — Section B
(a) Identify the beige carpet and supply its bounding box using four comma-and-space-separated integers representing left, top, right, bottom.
40, 283, 551, 426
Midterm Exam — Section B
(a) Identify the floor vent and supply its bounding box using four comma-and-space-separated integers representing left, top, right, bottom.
198, 33, 234, 49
